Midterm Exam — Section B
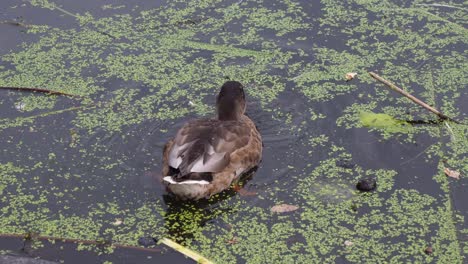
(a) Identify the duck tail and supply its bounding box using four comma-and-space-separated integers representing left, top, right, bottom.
163, 168, 213, 185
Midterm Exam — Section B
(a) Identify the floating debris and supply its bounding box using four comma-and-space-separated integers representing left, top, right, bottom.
137, 237, 157, 247
271, 204, 299, 213
345, 72, 357, 81
336, 159, 355, 169
15, 102, 26, 111
444, 168, 460, 179
237, 188, 257, 197
226, 236, 239, 245
160, 237, 214, 264
369, 72, 459, 123
112, 218, 123, 226
356, 177, 377, 192
344, 240, 354, 247
424, 246, 433, 255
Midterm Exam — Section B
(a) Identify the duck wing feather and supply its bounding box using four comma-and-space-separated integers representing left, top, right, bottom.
168, 119, 250, 176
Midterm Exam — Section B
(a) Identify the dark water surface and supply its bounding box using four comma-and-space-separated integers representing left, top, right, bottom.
0, 0, 466, 263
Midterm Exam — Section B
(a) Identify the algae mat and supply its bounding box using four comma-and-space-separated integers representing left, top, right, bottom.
0, 0, 466, 263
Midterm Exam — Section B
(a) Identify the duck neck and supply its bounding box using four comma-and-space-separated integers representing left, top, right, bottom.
217, 103, 243, 121
218, 111, 241, 121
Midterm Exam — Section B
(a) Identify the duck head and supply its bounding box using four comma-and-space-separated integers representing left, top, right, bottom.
216, 81, 246, 121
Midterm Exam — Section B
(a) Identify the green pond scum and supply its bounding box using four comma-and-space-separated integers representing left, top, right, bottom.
359, 111, 413, 135
0, 0, 466, 263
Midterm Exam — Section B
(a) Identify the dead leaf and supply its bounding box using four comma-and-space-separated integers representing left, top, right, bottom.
345, 72, 358, 81
225, 236, 239, 245
237, 188, 257, 197
444, 168, 460, 179
344, 240, 354, 247
112, 218, 123, 226
424, 246, 433, 255
270, 204, 299, 213
15, 102, 26, 111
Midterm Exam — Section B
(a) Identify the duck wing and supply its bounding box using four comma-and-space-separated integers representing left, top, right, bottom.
168, 119, 250, 176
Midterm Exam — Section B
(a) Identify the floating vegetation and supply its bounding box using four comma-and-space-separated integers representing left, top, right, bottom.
360, 112, 412, 133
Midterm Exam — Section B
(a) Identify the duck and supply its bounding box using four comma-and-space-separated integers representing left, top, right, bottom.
162, 81, 262, 200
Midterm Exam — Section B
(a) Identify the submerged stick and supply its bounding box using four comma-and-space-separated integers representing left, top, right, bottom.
0, 86, 80, 98
368, 72, 459, 123
0, 20, 32, 28
160, 238, 214, 264
0, 233, 161, 253
415, 3, 467, 11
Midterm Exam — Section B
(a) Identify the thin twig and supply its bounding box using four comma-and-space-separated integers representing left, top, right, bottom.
0, 86, 81, 98
415, 3, 467, 11
1, 233, 161, 253
444, 121, 456, 141
390, 8, 467, 33
368, 72, 459, 123
46, 2, 80, 19
0, 106, 89, 130
400, 143, 434, 165
417, 9, 466, 32
26, 0, 118, 39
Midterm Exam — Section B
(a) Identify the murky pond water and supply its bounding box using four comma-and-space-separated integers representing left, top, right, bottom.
0, 0, 466, 263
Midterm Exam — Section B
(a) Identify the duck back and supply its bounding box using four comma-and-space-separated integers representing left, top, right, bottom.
167, 119, 250, 183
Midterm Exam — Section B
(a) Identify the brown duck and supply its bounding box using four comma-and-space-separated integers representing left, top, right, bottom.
162, 81, 262, 200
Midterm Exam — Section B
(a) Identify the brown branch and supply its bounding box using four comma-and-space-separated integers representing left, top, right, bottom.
368, 72, 459, 123
1, 233, 161, 253
0, 86, 81, 98
0, 20, 32, 28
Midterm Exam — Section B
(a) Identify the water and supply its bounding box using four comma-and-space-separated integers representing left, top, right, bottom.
0, 0, 466, 263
